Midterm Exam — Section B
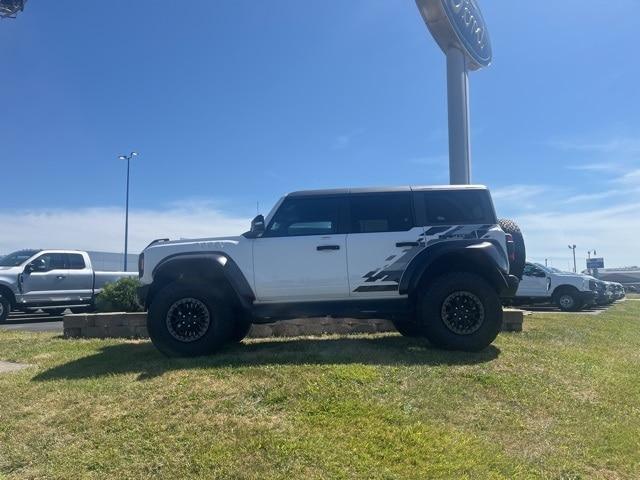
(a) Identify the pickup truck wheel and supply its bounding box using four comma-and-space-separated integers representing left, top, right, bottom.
0, 296, 10, 323
147, 283, 233, 357
392, 320, 426, 338
553, 288, 583, 312
418, 273, 502, 351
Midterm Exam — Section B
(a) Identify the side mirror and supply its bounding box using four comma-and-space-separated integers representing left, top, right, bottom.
24, 263, 35, 274
250, 214, 265, 235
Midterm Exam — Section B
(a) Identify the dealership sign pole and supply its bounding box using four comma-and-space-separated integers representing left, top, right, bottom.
415, 0, 492, 185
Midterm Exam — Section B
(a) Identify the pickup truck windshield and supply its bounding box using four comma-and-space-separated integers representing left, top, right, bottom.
0, 249, 41, 267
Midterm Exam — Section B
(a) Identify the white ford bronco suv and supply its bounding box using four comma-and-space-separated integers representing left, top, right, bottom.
138, 186, 523, 356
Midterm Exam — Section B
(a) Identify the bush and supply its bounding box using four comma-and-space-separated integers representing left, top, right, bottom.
95, 277, 143, 313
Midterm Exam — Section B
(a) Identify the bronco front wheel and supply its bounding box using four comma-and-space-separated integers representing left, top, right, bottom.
147, 283, 232, 357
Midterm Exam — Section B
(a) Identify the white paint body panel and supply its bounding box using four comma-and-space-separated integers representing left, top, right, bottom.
253, 234, 349, 302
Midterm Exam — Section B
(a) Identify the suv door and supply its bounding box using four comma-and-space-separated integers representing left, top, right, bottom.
518, 264, 549, 297
20, 252, 70, 304
347, 192, 424, 297
253, 195, 350, 301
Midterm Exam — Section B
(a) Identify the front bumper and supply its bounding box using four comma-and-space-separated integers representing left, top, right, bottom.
580, 290, 597, 302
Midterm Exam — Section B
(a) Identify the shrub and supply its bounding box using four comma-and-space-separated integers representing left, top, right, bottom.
95, 277, 143, 312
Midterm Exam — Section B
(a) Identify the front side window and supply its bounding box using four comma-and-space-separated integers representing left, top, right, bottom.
421, 190, 496, 225
523, 264, 544, 277
31, 253, 66, 272
349, 193, 414, 233
265, 197, 345, 237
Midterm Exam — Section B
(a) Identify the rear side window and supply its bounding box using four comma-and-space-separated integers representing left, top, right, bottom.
265, 197, 346, 237
420, 190, 495, 225
67, 254, 86, 269
349, 193, 414, 233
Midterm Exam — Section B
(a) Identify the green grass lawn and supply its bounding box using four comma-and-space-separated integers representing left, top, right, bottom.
1, 302, 639, 479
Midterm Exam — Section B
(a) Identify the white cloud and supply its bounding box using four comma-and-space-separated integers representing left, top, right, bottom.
562, 191, 621, 204
511, 203, 640, 269
551, 137, 640, 155
566, 163, 624, 173
617, 169, 640, 186
0, 204, 249, 255
491, 185, 546, 200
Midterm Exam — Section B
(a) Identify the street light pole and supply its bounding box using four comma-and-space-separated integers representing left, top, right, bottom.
568, 244, 577, 273
118, 152, 138, 271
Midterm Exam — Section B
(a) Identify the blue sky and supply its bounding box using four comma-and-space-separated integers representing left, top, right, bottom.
1, 0, 639, 269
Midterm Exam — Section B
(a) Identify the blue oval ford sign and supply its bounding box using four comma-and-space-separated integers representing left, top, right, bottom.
416, 0, 492, 70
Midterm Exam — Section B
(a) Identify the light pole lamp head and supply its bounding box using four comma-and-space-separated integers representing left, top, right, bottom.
118, 152, 138, 160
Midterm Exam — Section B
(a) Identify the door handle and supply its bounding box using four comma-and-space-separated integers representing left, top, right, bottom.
56, 275, 66, 280
396, 242, 419, 248
317, 245, 340, 251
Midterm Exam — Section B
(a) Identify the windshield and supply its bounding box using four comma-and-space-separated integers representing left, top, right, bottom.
0, 249, 41, 267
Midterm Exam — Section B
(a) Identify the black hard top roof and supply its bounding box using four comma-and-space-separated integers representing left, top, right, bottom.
286, 185, 488, 197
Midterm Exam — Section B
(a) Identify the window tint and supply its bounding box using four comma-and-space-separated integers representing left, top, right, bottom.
67, 254, 86, 269
523, 264, 544, 277
349, 193, 414, 233
32, 253, 66, 271
266, 197, 345, 237
421, 190, 495, 225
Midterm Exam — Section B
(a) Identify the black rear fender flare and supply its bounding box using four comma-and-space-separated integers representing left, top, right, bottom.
147, 253, 254, 310
399, 240, 510, 297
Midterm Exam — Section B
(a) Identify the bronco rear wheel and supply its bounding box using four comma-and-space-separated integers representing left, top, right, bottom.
418, 272, 502, 351
147, 283, 233, 357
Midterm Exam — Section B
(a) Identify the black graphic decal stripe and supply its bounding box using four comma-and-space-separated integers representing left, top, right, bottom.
354, 285, 399, 293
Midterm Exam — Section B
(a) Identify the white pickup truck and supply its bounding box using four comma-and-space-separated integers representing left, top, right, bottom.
511, 262, 598, 311
0, 249, 137, 322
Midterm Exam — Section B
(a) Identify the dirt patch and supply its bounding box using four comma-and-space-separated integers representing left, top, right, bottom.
0, 360, 31, 374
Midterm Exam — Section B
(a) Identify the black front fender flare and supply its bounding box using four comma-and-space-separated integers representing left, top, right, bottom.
144, 252, 255, 309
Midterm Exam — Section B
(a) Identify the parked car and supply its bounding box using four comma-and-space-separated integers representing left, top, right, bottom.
138, 185, 523, 357
510, 262, 597, 312
613, 283, 626, 300
0, 249, 137, 322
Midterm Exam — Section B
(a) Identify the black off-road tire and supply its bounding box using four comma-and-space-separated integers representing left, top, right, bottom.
147, 283, 233, 357
229, 315, 253, 343
498, 218, 526, 280
418, 272, 503, 351
0, 295, 10, 324
392, 319, 426, 338
553, 287, 583, 312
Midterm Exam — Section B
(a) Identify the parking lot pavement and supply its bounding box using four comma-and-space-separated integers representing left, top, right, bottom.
522, 304, 612, 315
0, 311, 64, 333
